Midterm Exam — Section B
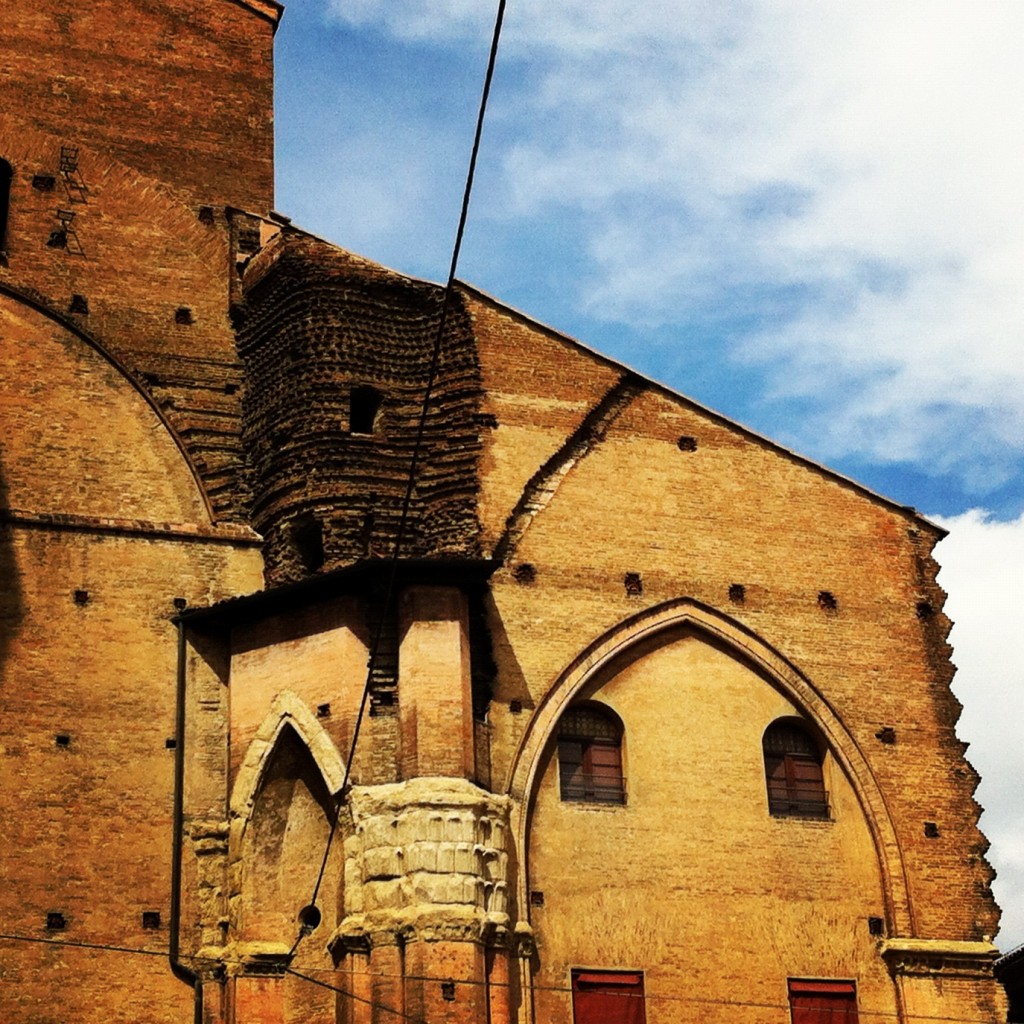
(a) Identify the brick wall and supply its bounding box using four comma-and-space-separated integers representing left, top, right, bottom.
1, 0, 277, 213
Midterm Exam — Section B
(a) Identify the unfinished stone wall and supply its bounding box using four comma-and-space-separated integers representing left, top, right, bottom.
237, 234, 487, 584
330, 778, 513, 1024
0, 3, 1007, 1019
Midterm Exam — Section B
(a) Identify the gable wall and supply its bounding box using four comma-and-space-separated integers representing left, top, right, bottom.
468, 300, 998, 962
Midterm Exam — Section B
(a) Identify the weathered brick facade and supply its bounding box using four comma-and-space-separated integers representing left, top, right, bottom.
0, 2, 1006, 1023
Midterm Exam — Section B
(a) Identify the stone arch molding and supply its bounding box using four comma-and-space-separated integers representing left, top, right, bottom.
505, 597, 915, 936
230, 690, 347, 826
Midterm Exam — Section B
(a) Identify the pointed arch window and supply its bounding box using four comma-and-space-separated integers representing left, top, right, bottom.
243, 724, 334, 942
558, 704, 625, 804
763, 719, 829, 819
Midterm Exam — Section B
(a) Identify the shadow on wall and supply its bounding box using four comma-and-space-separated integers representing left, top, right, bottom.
0, 455, 25, 676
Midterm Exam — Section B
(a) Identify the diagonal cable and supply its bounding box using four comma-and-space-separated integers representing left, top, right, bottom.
288, 0, 508, 957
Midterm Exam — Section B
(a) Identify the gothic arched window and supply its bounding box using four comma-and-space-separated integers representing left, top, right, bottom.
557, 704, 625, 804
763, 719, 829, 819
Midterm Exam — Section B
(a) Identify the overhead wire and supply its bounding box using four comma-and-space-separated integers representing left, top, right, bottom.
0, 932, 429, 1023
0, 929, 1008, 1024
286, 967, 424, 1022
8, 2, 998, 1022
289, 0, 508, 957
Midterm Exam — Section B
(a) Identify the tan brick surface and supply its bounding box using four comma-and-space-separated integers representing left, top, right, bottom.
0, 3, 1005, 1022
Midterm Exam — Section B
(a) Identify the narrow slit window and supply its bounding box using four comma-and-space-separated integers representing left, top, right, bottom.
350, 385, 382, 434
763, 720, 829, 819
287, 514, 324, 573
0, 159, 13, 251
558, 704, 625, 804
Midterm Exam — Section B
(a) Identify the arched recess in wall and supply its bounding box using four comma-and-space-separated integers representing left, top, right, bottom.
0, 285, 213, 523
231, 690, 346, 821
230, 692, 347, 946
505, 598, 915, 937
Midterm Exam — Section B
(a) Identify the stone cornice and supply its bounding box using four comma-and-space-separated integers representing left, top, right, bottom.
882, 938, 999, 979
0, 508, 261, 545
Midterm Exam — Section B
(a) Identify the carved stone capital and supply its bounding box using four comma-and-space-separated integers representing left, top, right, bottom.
513, 921, 536, 959
220, 941, 294, 977
328, 907, 512, 960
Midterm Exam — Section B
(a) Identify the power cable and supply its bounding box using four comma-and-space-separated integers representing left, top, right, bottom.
286, 967, 426, 1023
0, 931, 168, 959
0, 933, 428, 1023
0, 931, 1007, 1024
290, 0, 508, 956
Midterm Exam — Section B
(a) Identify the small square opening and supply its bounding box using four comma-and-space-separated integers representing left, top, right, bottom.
513, 563, 536, 585
624, 572, 643, 596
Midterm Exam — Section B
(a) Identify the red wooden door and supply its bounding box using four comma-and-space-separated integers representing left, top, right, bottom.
789, 980, 858, 1023
572, 971, 645, 1024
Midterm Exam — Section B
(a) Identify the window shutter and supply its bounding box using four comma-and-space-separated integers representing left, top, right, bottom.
557, 705, 626, 804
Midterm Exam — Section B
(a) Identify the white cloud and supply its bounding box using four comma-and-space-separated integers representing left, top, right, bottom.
935, 510, 1024, 951
306, 0, 1024, 950
324, 0, 1024, 489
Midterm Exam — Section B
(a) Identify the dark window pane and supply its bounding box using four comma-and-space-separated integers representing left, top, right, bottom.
558, 706, 625, 804
764, 722, 829, 818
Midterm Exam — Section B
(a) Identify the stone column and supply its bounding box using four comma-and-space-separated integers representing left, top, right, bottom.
328, 779, 513, 1024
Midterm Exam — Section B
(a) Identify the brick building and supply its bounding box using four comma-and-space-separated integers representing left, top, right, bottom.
0, 2, 1007, 1023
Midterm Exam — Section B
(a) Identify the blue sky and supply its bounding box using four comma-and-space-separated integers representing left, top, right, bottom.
274, 1, 1024, 949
